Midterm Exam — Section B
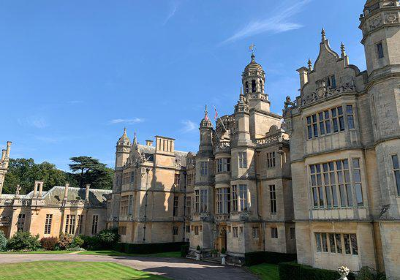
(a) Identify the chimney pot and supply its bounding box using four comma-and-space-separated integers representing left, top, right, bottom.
64, 183, 69, 201
85, 184, 90, 201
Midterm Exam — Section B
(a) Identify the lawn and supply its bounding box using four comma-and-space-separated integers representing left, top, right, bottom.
248, 263, 279, 280
79, 250, 181, 258
0, 250, 73, 254
0, 261, 167, 280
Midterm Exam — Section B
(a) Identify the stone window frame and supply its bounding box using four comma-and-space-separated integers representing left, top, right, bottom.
305, 104, 356, 140
200, 162, 208, 176
44, 214, 53, 235
91, 214, 99, 235
17, 214, 25, 232
231, 184, 248, 212
172, 226, 179, 236
216, 187, 230, 214
271, 227, 278, 239
77, 215, 83, 235
216, 158, 231, 173
376, 41, 385, 59
127, 195, 134, 216
290, 227, 295, 240
315, 232, 358, 256
266, 152, 276, 169
309, 157, 365, 210
65, 214, 76, 235
252, 227, 260, 239
391, 154, 400, 196
238, 152, 248, 168
269, 185, 277, 215
195, 190, 200, 213
173, 196, 179, 217
232, 227, 239, 238
200, 189, 208, 213
186, 196, 192, 216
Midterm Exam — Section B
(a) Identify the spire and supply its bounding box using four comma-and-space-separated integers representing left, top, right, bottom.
321, 28, 326, 42
341, 42, 346, 57
133, 132, 137, 145
308, 59, 313, 71
123, 127, 127, 137
117, 127, 131, 146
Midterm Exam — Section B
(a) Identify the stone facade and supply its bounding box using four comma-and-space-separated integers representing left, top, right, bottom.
108, 130, 190, 244
187, 54, 295, 264
283, 0, 400, 278
0, 182, 110, 239
0, 141, 11, 196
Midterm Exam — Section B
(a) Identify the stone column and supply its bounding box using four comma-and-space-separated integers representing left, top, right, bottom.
63, 183, 69, 201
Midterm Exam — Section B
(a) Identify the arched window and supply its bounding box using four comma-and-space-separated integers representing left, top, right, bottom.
245, 81, 249, 93
252, 80, 256, 93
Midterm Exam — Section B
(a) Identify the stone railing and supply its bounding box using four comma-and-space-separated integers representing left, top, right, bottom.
255, 132, 288, 147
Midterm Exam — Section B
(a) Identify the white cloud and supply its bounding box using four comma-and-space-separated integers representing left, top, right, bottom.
181, 120, 197, 133
18, 116, 49, 129
108, 118, 144, 125
163, 1, 178, 25
221, 0, 311, 45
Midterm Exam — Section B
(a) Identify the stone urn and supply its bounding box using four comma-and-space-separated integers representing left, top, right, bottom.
221, 254, 227, 265
338, 266, 350, 280
195, 250, 201, 261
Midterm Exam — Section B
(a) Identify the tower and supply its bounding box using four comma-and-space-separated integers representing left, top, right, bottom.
0, 141, 11, 195
242, 53, 270, 112
115, 128, 131, 169
360, 1, 400, 278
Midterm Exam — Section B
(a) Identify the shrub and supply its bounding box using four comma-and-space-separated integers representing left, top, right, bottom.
244, 251, 297, 266
40, 237, 58, 251
279, 262, 356, 280
7, 231, 40, 251
196, 245, 201, 251
221, 248, 226, 254
0, 230, 7, 251
72, 236, 84, 248
181, 244, 189, 257
357, 267, 386, 280
58, 233, 73, 250
80, 235, 101, 250
97, 228, 120, 249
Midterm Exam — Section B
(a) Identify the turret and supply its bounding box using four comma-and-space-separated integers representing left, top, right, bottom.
234, 91, 252, 146
359, 0, 400, 76
242, 53, 270, 112
115, 128, 131, 169
199, 106, 214, 152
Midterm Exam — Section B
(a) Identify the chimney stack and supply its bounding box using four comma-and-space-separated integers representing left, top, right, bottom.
63, 183, 69, 201
33, 181, 39, 197
38, 181, 44, 197
146, 140, 153, 147
85, 184, 90, 201
6, 141, 11, 158
1, 150, 5, 161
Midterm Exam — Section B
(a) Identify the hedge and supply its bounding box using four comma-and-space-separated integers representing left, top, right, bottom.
244, 251, 297, 266
279, 262, 356, 280
114, 242, 188, 254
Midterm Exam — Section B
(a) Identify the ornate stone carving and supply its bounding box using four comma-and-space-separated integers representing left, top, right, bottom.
385, 12, 399, 23
369, 15, 383, 31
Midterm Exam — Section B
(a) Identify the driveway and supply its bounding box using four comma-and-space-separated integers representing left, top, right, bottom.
0, 254, 258, 280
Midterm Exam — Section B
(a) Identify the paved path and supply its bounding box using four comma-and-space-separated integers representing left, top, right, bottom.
0, 254, 258, 280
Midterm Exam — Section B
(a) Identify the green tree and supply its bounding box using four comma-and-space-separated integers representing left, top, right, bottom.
3, 158, 66, 194
69, 156, 113, 189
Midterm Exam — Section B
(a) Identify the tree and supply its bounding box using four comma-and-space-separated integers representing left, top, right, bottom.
69, 156, 113, 189
3, 158, 67, 194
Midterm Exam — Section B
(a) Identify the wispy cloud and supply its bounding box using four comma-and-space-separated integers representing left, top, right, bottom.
108, 118, 144, 125
221, 0, 310, 45
35, 136, 59, 143
163, 1, 178, 25
18, 116, 49, 129
181, 120, 197, 133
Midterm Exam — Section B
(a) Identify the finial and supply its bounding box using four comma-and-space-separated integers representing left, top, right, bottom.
321, 28, 326, 42
308, 59, 313, 71
249, 44, 256, 61
341, 42, 346, 57
133, 132, 137, 145
123, 127, 127, 136
204, 105, 209, 121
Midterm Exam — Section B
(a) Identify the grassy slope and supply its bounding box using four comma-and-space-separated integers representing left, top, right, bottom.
248, 263, 279, 280
0, 261, 167, 280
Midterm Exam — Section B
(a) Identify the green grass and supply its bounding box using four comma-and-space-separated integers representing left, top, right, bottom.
0, 250, 74, 254
0, 261, 167, 280
79, 250, 181, 258
248, 263, 279, 280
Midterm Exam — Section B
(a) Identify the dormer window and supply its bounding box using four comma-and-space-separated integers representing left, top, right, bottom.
327, 75, 337, 89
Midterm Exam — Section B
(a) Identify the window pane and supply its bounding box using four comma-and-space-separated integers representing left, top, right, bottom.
348, 115, 355, 129
335, 234, 342, 254
346, 185, 353, 207
353, 158, 360, 169
392, 155, 399, 169
307, 116, 311, 124
332, 186, 339, 207
329, 233, 336, 253
318, 187, 324, 207
350, 234, 358, 255
344, 234, 351, 254
322, 233, 328, 252
355, 184, 363, 206
339, 116, 345, 131
315, 233, 322, 252
338, 107, 343, 115
340, 185, 347, 207
346, 105, 353, 114
395, 171, 400, 196
326, 186, 332, 208
313, 188, 318, 207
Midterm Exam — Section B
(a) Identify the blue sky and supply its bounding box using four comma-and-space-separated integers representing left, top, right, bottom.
0, 0, 367, 170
